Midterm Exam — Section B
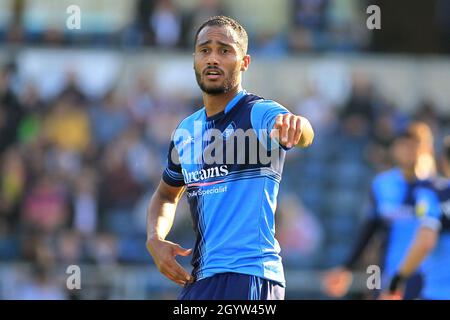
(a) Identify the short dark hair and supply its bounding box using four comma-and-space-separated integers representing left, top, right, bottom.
391, 127, 418, 147
194, 15, 248, 55
444, 135, 450, 162
396, 130, 416, 141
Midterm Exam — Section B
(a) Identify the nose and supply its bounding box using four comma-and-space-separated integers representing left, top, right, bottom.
206, 51, 219, 66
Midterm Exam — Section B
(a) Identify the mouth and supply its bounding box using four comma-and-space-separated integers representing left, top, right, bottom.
204, 68, 223, 80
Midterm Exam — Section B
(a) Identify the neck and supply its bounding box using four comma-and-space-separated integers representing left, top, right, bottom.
203, 84, 242, 117
401, 167, 417, 181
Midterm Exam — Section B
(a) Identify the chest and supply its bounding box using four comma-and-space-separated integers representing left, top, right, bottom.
375, 181, 417, 221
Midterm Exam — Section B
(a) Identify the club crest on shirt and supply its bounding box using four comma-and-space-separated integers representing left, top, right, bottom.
222, 122, 236, 140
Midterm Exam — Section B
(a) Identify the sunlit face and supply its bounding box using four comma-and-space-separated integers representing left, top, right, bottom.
193, 25, 249, 95
392, 137, 420, 170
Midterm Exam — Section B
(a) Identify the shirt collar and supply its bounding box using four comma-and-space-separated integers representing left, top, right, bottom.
224, 89, 247, 114
204, 89, 247, 121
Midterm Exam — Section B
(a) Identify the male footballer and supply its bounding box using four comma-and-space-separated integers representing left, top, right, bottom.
146, 16, 314, 300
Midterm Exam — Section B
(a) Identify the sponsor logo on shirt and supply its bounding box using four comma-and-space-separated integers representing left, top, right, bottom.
182, 165, 229, 186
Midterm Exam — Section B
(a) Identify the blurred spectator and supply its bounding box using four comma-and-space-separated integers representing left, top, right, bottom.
87, 232, 118, 266
72, 167, 99, 236
150, 0, 182, 48
17, 82, 45, 145
277, 194, 324, 266
57, 230, 83, 265
326, 0, 369, 52
181, 0, 226, 48
98, 134, 143, 233
0, 0, 446, 54
58, 71, 88, 105
289, 0, 329, 52
21, 174, 69, 233
293, 0, 328, 30
0, 66, 23, 153
295, 83, 337, 134
436, 0, 450, 53
135, 0, 157, 45
126, 76, 156, 126
364, 102, 408, 172
15, 265, 67, 300
339, 72, 376, 138
90, 90, 130, 148
252, 31, 288, 57
43, 99, 91, 153
123, 127, 154, 185
0, 147, 26, 225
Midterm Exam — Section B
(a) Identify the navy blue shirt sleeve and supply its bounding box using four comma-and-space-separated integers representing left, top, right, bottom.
162, 140, 185, 187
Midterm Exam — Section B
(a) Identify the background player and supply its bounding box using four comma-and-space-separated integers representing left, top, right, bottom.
383, 135, 450, 300
321, 122, 436, 299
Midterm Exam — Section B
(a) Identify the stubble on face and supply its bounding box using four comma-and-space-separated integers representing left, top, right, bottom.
194, 26, 243, 95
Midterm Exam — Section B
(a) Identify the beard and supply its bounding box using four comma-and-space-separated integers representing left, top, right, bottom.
195, 68, 239, 95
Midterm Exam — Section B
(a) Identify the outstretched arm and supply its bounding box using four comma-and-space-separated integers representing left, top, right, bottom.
270, 114, 314, 148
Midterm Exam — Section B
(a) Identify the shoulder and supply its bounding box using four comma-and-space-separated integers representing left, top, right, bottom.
176, 108, 205, 130
373, 168, 401, 185
249, 98, 291, 125
170, 108, 204, 148
371, 168, 404, 196
251, 98, 290, 113
431, 176, 450, 191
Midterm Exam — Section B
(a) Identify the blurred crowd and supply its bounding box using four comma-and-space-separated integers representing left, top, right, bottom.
0, 61, 197, 298
1, 0, 449, 54
1, 55, 449, 298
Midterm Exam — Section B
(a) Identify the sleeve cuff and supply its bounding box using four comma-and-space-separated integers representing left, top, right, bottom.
162, 169, 185, 187
420, 217, 442, 231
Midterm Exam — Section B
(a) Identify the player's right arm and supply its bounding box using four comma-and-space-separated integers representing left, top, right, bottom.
321, 218, 382, 297
146, 180, 193, 286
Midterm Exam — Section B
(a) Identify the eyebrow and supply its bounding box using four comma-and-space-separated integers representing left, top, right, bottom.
197, 40, 233, 48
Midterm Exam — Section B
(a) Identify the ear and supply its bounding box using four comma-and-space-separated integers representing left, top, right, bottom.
241, 54, 250, 72
442, 155, 450, 177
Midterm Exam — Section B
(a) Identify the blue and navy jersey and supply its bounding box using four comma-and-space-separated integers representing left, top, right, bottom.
368, 168, 431, 283
162, 90, 291, 286
415, 178, 450, 299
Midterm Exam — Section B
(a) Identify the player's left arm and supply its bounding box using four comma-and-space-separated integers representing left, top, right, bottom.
396, 227, 438, 278
384, 187, 441, 298
270, 113, 314, 148
380, 227, 438, 300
